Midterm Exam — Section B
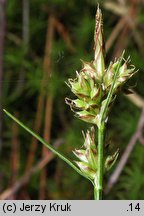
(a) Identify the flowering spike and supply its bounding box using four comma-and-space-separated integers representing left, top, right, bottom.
73, 127, 119, 182
65, 6, 136, 193
93, 6, 105, 78
73, 127, 98, 180
65, 7, 135, 128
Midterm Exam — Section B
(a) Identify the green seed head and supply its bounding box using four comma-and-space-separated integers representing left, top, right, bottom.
93, 6, 105, 79
73, 127, 98, 180
65, 7, 135, 127
73, 127, 119, 180
103, 57, 136, 91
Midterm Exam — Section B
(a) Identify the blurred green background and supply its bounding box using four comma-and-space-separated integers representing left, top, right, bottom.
0, 0, 144, 199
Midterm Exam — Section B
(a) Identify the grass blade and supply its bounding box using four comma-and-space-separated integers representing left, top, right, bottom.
3, 109, 93, 183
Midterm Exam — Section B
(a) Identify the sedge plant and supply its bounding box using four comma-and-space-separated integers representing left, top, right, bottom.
3, 7, 136, 200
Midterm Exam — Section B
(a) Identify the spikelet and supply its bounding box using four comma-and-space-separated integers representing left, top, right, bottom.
65, 7, 135, 127
73, 127, 119, 180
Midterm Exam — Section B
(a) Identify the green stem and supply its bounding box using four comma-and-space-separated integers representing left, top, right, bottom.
94, 185, 97, 200
96, 123, 104, 200
95, 52, 125, 200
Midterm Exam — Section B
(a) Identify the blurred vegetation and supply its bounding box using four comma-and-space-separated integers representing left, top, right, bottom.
0, 0, 144, 199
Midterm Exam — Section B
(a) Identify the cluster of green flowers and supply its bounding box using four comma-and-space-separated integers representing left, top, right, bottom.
65, 7, 135, 181
73, 127, 119, 182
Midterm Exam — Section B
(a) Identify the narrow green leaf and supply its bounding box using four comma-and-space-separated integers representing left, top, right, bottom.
3, 109, 93, 184
100, 51, 125, 123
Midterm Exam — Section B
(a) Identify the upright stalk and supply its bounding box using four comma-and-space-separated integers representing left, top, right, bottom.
94, 184, 97, 200
94, 53, 125, 200
96, 123, 105, 200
